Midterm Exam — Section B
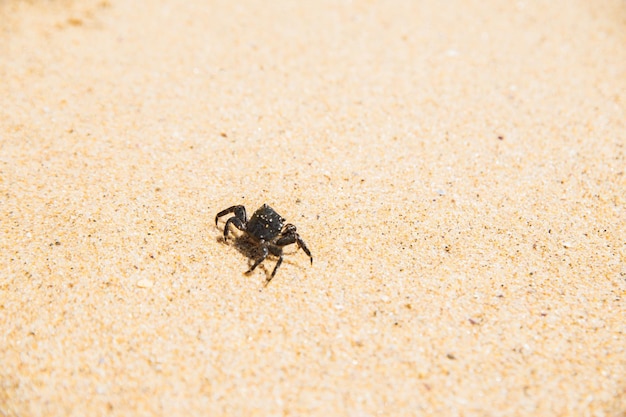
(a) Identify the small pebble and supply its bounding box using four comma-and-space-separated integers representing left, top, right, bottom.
136, 278, 154, 288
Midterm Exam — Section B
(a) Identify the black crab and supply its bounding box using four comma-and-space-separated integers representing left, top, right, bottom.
215, 204, 313, 284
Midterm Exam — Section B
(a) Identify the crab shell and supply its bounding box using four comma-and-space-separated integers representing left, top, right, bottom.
245, 204, 286, 241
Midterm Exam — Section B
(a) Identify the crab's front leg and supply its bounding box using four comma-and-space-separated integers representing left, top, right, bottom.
216, 205, 248, 241
215, 205, 247, 225
223, 216, 246, 241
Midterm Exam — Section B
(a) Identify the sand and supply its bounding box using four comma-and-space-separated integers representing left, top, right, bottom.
1, 0, 625, 415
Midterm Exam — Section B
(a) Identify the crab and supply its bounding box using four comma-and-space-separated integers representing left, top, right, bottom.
215, 204, 313, 284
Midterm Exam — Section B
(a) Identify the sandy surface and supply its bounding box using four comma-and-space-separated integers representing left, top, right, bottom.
1, 0, 625, 415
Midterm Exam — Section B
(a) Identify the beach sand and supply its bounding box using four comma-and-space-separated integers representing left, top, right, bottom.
1, 0, 625, 415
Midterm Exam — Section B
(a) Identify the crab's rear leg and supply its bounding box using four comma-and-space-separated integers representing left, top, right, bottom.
262, 245, 286, 286
275, 224, 313, 264
247, 241, 269, 274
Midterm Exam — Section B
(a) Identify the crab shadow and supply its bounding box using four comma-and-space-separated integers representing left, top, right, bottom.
215, 235, 297, 280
